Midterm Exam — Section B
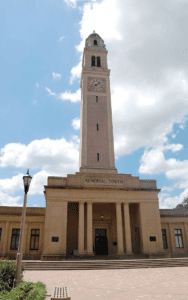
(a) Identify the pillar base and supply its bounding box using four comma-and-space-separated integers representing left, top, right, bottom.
117, 252, 125, 256
125, 251, 133, 255
77, 252, 86, 256
41, 255, 66, 261
87, 252, 95, 256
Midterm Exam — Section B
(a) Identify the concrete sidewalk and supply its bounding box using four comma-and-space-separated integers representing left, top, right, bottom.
22, 266, 188, 300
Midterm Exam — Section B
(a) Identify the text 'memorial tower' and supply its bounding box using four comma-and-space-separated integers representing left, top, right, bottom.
79, 31, 117, 174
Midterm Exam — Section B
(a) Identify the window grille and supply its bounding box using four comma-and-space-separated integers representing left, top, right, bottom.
30, 229, 40, 250
10, 229, 20, 250
97, 124, 99, 131
162, 229, 168, 249
97, 153, 99, 161
96, 96, 98, 102
175, 229, 184, 248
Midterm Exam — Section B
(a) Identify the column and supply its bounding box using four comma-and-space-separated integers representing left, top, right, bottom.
168, 222, 175, 255
2, 221, 9, 257
123, 203, 133, 255
116, 202, 124, 255
87, 202, 94, 256
61, 201, 68, 256
78, 201, 85, 255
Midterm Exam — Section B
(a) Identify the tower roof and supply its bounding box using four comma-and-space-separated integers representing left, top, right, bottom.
85, 31, 106, 50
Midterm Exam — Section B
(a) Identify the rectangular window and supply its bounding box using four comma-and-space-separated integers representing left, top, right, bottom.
10, 229, 20, 250
162, 229, 168, 249
30, 229, 40, 250
97, 124, 99, 131
0, 228, 2, 242
96, 96, 98, 102
175, 229, 184, 248
97, 153, 99, 161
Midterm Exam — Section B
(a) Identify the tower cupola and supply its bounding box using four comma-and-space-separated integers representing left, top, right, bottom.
85, 31, 106, 50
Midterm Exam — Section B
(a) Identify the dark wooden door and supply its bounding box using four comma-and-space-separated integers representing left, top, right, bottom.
95, 229, 108, 255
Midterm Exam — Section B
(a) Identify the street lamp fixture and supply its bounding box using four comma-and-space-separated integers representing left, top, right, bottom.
13, 169, 32, 288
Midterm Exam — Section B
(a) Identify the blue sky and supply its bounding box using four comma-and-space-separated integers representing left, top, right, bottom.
0, 0, 188, 209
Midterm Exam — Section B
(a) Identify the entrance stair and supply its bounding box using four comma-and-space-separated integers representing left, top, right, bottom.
21, 255, 188, 271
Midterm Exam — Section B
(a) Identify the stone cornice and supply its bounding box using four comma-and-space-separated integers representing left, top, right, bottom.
44, 185, 160, 192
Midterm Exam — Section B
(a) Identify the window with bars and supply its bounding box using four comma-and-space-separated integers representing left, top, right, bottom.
175, 229, 184, 248
97, 153, 99, 161
96, 96, 98, 102
162, 229, 168, 249
30, 229, 40, 250
91, 56, 95, 66
97, 124, 99, 131
10, 229, 20, 250
0, 228, 2, 242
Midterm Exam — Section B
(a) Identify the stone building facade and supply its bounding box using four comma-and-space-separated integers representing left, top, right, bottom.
0, 32, 188, 261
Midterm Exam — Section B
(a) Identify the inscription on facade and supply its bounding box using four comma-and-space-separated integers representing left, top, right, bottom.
84, 178, 124, 185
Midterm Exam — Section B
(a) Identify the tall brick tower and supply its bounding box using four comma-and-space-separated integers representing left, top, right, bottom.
79, 31, 117, 174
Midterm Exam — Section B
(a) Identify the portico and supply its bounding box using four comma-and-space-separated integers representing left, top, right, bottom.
41, 172, 165, 260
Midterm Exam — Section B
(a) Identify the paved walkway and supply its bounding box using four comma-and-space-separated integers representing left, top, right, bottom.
22, 266, 188, 300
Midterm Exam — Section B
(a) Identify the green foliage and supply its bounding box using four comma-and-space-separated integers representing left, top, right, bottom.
0, 280, 47, 300
0, 259, 24, 295
0, 259, 47, 299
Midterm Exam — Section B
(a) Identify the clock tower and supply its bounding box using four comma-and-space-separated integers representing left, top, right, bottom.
79, 31, 117, 174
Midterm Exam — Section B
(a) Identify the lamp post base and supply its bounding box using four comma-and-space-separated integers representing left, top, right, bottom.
13, 253, 23, 288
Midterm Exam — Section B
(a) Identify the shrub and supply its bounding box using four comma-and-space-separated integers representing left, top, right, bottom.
0, 280, 47, 299
0, 259, 24, 296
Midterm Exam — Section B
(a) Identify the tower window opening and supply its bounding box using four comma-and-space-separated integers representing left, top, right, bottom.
94, 40, 98, 45
96, 96, 98, 102
97, 56, 101, 67
97, 124, 99, 131
97, 153, 99, 161
91, 55, 95, 66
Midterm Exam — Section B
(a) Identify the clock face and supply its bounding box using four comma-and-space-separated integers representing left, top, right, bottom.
89, 78, 104, 92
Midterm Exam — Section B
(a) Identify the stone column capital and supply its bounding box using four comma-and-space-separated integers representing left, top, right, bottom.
87, 201, 93, 205
79, 201, 85, 205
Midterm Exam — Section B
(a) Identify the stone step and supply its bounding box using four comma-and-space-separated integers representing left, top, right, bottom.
22, 258, 188, 270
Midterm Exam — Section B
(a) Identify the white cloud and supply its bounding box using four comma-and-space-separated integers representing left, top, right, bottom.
58, 89, 81, 103
45, 87, 57, 97
0, 191, 22, 206
29, 170, 50, 195
52, 72, 61, 80
36, 83, 39, 88
0, 173, 24, 194
45, 87, 80, 103
59, 36, 64, 42
72, 118, 80, 130
70, 60, 82, 84
0, 138, 79, 175
0, 136, 80, 201
33, 100, 37, 105
64, 0, 78, 8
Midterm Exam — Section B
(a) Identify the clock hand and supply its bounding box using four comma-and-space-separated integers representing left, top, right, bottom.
95, 82, 100, 86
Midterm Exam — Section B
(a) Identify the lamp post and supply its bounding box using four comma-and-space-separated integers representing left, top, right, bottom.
13, 169, 32, 288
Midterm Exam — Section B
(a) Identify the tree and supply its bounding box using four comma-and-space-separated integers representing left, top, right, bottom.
175, 195, 188, 209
